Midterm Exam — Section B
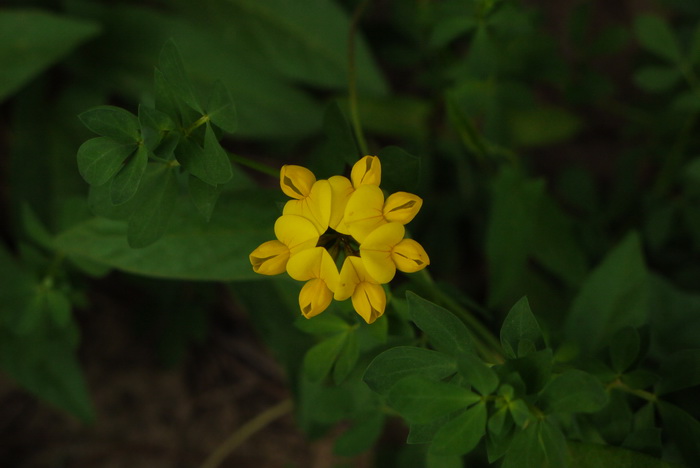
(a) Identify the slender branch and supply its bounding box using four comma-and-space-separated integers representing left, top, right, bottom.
199, 398, 294, 468
228, 152, 280, 178
348, 0, 371, 156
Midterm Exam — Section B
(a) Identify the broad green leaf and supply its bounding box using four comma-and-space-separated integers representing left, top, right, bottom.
334, 412, 385, 456
77, 137, 137, 186
387, 375, 480, 424
79, 105, 141, 143
502, 420, 570, 468
568, 441, 684, 468
295, 314, 350, 336
407, 416, 451, 445
508, 106, 582, 148
138, 105, 176, 151
457, 354, 499, 395
426, 452, 463, 468
540, 370, 608, 414
378, 146, 422, 194
206, 81, 238, 134
187, 175, 220, 222
430, 16, 477, 48
649, 275, 700, 355
500, 296, 544, 359
303, 333, 347, 382
56, 189, 279, 281
633, 66, 681, 92
176, 125, 232, 185
622, 428, 662, 458
127, 164, 180, 248
0, 10, 99, 102
565, 232, 649, 353
430, 402, 487, 456
658, 402, 700, 466
363, 346, 457, 395
110, 145, 149, 205
508, 399, 532, 427
609, 327, 640, 373
333, 331, 359, 384
406, 291, 474, 356
657, 349, 700, 394
502, 349, 553, 394
157, 39, 202, 113
634, 15, 682, 63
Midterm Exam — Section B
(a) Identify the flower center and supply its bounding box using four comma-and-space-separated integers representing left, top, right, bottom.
316, 228, 359, 266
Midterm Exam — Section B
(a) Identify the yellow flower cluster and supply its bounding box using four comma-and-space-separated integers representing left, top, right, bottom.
249, 156, 430, 324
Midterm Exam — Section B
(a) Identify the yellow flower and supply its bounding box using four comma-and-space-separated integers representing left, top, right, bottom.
335, 256, 386, 324
249, 215, 320, 275
351, 155, 382, 187
280, 165, 332, 233
287, 247, 340, 318
344, 185, 423, 243
360, 222, 430, 283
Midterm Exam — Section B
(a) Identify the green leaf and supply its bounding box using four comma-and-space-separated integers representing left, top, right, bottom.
138, 105, 176, 151
503, 349, 553, 394
540, 370, 608, 414
634, 15, 683, 63
657, 349, 700, 394
508, 399, 532, 427
633, 66, 681, 92
500, 296, 544, 359
303, 333, 347, 382
177, 125, 233, 185
55, 189, 279, 281
79, 105, 141, 143
21, 204, 55, 250
378, 146, 422, 194
609, 327, 640, 373
568, 440, 684, 468
508, 106, 582, 148
110, 144, 149, 205
206, 81, 238, 134
295, 313, 350, 336
406, 291, 474, 356
127, 164, 180, 248
188, 175, 220, 222
658, 402, 700, 467
430, 16, 477, 48
333, 331, 359, 385
565, 232, 649, 353
308, 102, 358, 176
77, 137, 137, 186
0, 10, 100, 102
688, 23, 700, 65
363, 346, 457, 395
334, 412, 385, 456
502, 420, 570, 468
387, 375, 480, 424
157, 39, 202, 113
426, 452, 463, 468
430, 401, 487, 456
457, 354, 499, 395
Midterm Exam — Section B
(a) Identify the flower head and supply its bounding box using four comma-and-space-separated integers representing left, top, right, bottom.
250, 156, 429, 322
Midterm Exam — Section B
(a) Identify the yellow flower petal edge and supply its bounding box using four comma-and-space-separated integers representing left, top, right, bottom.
299, 278, 333, 318
392, 238, 430, 273
274, 214, 320, 255
352, 282, 386, 324
328, 175, 354, 234
344, 184, 387, 243
360, 222, 406, 284
286, 246, 339, 291
283, 179, 332, 233
280, 165, 316, 199
249, 240, 289, 275
384, 191, 423, 225
351, 155, 381, 188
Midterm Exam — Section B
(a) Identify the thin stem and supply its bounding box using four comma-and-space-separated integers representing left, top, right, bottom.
229, 152, 280, 178
607, 378, 657, 403
185, 114, 210, 136
348, 0, 371, 156
199, 398, 293, 468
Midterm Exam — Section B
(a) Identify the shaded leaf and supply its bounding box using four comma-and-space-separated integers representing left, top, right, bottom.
430, 401, 487, 456
77, 137, 136, 186
79, 105, 141, 143
634, 15, 682, 63
540, 370, 608, 414
500, 296, 544, 359
110, 144, 149, 205
407, 291, 474, 356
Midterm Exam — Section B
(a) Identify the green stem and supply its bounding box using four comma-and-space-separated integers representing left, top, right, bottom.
348, 0, 371, 156
199, 398, 293, 468
607, 379, 657, 403
185, 114, 210, 136
228, 152, 280, 178
416, 270, 504, 364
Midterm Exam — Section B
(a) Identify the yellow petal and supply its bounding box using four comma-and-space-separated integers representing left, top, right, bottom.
286, 246, 340, 291
274, 215, 320, 254
351, 155, 381, 187
249, 240, 289, 275
335, 256, 361, 301
328, 175, 354, 234
344, 184, 386, 243
360, 223, 405, 284
299, 278, 333, 318
352, 282, 386, 324
383, 192, 423, 225
392, 239, 430, 273
280, 165, 316, 199
283, 179, 332, 233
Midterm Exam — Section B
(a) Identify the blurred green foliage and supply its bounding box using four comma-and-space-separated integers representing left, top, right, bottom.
2, 0, 700, 467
